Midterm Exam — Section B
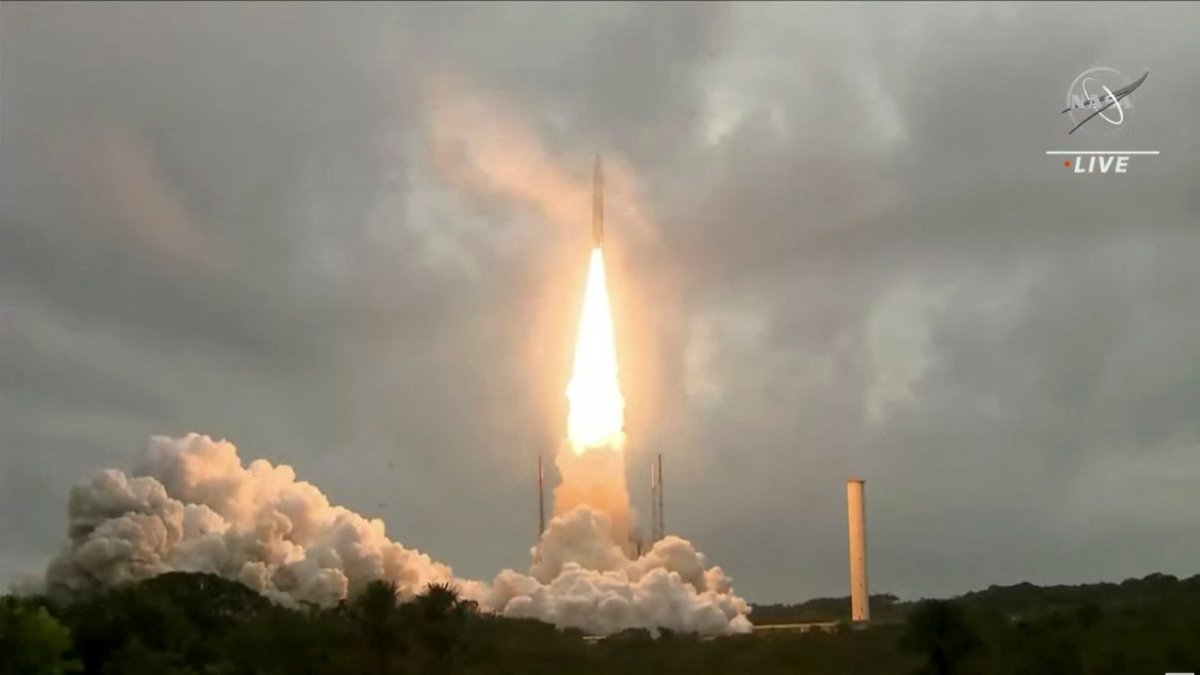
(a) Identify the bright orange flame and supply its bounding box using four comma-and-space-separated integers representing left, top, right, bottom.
566, 248, 625, 453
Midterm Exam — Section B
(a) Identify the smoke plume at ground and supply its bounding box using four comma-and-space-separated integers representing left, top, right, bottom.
43, 434, 459, 607
39, 434, 751, 635
487, 505, 751, 636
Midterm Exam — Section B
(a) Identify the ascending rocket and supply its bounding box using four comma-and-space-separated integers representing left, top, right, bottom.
592, 155, 603, 248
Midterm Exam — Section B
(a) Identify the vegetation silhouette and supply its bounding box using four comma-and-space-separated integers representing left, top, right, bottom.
2, 571, 1199, 673
0, 596, 79, 675
899, 600, 981, 675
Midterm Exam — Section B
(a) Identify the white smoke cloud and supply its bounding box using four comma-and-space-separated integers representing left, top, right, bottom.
44, 434, 455, 607
487, 506, 752, 636
40, 433, 751, 636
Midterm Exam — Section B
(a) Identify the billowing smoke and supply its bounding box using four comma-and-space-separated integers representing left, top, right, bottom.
486, 506, 751, 636
43, 434, 460, 607
40, 433, 751, 635
480, 441, 752, 636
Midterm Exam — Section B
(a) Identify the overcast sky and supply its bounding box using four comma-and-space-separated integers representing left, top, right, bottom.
2, 2, 1199, 603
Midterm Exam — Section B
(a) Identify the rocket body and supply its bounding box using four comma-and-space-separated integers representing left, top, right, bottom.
592, 155, 604, 247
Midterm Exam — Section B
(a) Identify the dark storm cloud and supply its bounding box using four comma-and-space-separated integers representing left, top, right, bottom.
2, 2, 1199, 601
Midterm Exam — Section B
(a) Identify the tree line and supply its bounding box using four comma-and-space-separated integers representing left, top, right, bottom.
3, 571, 1198, 674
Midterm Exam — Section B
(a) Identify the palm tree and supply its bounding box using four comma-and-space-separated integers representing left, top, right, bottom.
412, 582, 476, 673
353, 580, 407, 674
416, 583, 462, 624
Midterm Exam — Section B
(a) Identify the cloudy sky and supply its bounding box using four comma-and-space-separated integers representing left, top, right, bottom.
2, 2, 1199, 603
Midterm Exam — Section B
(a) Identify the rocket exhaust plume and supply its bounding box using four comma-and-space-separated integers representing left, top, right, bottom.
564, 252, 625, 453
566, 156, 623, 454
522, 154, 747, 634
556, 156, 633, 545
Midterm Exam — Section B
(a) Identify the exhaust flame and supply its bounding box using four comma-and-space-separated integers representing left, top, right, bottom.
565, 248, 625, 453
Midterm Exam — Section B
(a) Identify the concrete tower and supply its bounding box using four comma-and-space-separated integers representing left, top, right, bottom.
847, 478, 870, 622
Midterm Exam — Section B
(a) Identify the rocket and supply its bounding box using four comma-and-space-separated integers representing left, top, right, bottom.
592, 155, 604, 248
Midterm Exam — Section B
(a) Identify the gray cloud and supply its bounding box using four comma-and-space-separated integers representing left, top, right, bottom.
2, 2, 1199, 602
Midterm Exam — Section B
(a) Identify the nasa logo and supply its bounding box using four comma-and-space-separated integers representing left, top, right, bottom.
1045, 65, 1158, 174
1063, 66, 1147, 136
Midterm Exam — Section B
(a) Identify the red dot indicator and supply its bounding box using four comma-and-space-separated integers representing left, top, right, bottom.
1063, 160, 1071, 168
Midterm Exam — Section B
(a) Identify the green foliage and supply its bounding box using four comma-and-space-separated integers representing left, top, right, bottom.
753, 593, 905, 624
4, 570, 1200, 674
900, 600, 982, 675
0, 595, 80, 674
